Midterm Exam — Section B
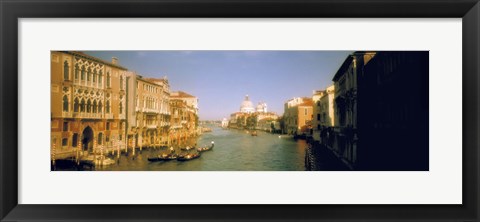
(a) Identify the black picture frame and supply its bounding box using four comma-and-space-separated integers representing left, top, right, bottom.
1, 0, 479, 221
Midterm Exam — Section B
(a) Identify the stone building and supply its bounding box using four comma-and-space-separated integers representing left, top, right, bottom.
51, 51, 127, 160
125, 73, 171, 151
283, 97, 313, 136
256, 102, 268, 113
330, 51, 375, 168
311, 90, 326, 143
229, 95, 278, 130
311, 85, 336, 145
356, 51, 429, 170
169, 91, 199, 145
240, 95, 255, 113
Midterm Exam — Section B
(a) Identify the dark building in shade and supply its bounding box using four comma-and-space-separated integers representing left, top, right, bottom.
356, 51, 429, 170
324, 51, 429, 170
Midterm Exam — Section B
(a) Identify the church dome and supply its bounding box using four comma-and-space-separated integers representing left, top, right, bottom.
256, 103, 263, 110
240, 95, 255, 113
256, 102, 267, 113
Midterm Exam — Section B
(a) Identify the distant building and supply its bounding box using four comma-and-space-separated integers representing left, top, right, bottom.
229, 95, 278, 130
283, 97, 313, 136
144, 77, 171, 144
240, 95, 255, 113
125, 73, 171, 150
311, 90, 325, 142
256, 102, 268, 113
169, 91, 199, 144
171, 91, 198, 115
311, 85, 335, 144
221, 118, 229, 128
320, 85, 335, 128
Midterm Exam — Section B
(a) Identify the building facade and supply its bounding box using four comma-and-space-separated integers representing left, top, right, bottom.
311, 90, 326, 142
283, 97, 313, 136
229, 95, 278, 131
240, 95, 255, 113
169, 91, 199, 145
330, 52, 375, 168
356, 51, 429, 170
146, 77, 171, 144
51, 51, 127, 160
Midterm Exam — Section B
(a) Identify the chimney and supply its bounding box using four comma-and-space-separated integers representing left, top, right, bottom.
112, 57, 118, 65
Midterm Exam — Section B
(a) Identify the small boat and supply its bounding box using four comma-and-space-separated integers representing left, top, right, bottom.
180, 146, 194, 151
278, 135, 293, 139
202, 127, 212, 133
177, 152, 201, 161
197, 143, 214, 152
251, 131, 258, 136
148, 153, 178, 161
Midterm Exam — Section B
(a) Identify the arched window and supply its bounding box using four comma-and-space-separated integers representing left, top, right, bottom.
73, 98, 79, 112
119, 102, 123, 114
63, 61, 69, 80
80, 99, 85, 112
120, 76, 124, 90
87, 99, 91, 113
62, 95, 69, 112
93, 100, 97, 113
81, 66, 85, 80
98, 71, 103, 85
62, 138, 68, 147
98, 101, 103, 113
74, 64, 79, 80
98, 133, 103, 145
106, 72, 111, 88
87, 68, 91, 81
93, 70, 97, 83
72, 133, 78, 147
106, 100, 110, 113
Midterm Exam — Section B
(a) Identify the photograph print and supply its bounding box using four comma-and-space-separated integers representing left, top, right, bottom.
50, 50, 428, 171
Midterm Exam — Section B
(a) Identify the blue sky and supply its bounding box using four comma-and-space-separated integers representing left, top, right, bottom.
86, 51, 352, 120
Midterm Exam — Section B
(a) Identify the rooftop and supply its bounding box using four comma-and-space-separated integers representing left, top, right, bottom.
62, 51, 128, 70
171, 91, 196, 98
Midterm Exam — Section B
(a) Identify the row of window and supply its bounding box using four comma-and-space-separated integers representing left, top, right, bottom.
64, 61, 125, 90
139, 82, 158, 94
62, 96, 115, 113
60, 133, 123, 148
62, 122, 112, 132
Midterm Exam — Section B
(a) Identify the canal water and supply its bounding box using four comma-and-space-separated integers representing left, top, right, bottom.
82, 126, 307, 171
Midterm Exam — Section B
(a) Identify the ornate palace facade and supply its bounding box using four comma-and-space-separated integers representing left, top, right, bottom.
51, 51, 200, 163
51, 51, 127, 159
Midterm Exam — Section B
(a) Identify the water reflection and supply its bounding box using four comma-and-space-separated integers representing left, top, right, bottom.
68, 126, 308, 171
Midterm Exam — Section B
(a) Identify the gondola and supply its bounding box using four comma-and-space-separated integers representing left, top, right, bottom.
197, 144, 214, 152
197, 141, 215, 152
180, 146, 194, 151
177, 152, 201, 161
148, 153, 178, 161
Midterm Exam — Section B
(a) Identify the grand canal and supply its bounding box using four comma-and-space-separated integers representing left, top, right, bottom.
71, 126, 308, 171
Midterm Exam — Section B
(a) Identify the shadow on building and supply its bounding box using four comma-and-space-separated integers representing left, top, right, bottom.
357, 51, 429, 170
317, 51, 429, 171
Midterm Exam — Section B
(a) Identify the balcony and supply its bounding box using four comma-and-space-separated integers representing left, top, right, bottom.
147, 125, 157, 129
105, 113, 114, 119
141, 108, 160, 114
73, 112, 103, 119
62, 111, 73, 118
